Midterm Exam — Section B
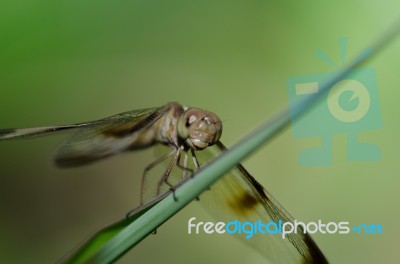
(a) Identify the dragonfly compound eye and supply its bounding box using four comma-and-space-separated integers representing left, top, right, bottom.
178, 108, 222, 150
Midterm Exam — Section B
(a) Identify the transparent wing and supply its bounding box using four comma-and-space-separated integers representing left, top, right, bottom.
53, 106, 168, 167
0, 106, 164, 167
0, 124, 84, 140
0, 107, 158, 140
194, 141, 328, 264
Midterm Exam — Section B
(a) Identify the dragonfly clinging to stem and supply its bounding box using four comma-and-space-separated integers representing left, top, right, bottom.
0, 102, 328, 264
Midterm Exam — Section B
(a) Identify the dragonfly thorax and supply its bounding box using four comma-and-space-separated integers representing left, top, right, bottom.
177, 107, 222, 150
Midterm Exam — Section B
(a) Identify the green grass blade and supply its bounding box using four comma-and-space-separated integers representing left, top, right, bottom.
64, 20, 400, 264
60, 205, 154, 264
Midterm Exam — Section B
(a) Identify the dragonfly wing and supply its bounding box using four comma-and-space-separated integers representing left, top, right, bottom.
0, 125, 83, 140
194, 141, 327, 264
0, 107, 160, 141
53, 106, 166, 167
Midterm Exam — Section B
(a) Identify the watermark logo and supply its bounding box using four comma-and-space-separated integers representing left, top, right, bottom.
287, 37, 382, 166
188, 217, 383, 239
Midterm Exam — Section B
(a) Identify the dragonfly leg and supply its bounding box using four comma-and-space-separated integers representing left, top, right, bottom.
156, 147, 183, 201
190, 149, 200, 172
190, 149, 203, 201
161, 149, 195, 202
191, 149, 211, 192
171, 150, 202, 201
140, 149, 176, 205
175, 151, 194, 179
182, 151, 189, 179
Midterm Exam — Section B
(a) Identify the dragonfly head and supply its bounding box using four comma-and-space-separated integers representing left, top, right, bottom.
177, 108, 222, 150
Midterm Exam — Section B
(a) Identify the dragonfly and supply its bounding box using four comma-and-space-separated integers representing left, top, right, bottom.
0, 102, 328, 264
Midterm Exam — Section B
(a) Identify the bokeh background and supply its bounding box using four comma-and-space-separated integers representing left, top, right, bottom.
1, 1, 399, 263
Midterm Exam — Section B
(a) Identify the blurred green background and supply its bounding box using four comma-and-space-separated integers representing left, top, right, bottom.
1, 1, 399, 263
